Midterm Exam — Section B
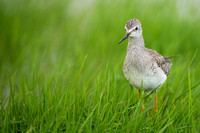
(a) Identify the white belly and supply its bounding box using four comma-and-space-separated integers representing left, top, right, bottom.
123, 65, 167, 95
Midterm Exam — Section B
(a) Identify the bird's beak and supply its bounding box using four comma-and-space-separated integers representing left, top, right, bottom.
118, 33, 130, 44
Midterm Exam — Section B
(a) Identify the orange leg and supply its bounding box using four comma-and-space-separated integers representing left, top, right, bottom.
155, 90, 158, 114
139, 90, 144, 112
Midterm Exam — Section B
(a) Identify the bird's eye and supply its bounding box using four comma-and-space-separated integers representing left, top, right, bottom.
135, 27, 138, 30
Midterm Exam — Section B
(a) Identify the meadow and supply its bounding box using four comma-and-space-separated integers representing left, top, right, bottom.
0, 0, 200, 132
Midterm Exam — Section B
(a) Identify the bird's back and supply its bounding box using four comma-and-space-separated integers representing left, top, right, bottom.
145, 48, 172, 76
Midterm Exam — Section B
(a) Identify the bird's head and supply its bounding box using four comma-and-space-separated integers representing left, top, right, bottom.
119, 18, 142, 44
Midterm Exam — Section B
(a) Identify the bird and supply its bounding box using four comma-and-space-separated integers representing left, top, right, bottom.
119, 18, 172, 113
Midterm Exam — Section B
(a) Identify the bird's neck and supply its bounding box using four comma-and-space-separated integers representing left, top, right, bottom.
128, 36, 145, 50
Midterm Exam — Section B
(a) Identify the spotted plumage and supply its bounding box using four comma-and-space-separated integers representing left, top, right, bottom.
119, 18, 172, 95
125, 18, 141, 30
146, 48, 172, 76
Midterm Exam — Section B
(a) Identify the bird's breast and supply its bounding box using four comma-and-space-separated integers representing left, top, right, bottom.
123, 52, 167, 94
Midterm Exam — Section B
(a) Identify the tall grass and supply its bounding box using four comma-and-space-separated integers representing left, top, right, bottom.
0, 0, 200, 132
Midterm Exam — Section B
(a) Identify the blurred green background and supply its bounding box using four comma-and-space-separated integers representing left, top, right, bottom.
0, 0, 199, 79
0, 0, 200, 132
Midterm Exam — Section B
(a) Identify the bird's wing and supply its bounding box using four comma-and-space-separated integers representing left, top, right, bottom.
146, 49, 172, 76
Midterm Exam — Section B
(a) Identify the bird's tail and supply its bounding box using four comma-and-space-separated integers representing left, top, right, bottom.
164, 55, 179, 59
164, 55, 179, 60
164, 55, 179, 63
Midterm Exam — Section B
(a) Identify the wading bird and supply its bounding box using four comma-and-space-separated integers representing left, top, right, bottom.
119, 18, 172, 113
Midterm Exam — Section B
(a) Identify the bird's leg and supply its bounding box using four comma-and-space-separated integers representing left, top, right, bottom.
139, 89, 141, 98
139, 90, 144, 112
155, 90, 158, 114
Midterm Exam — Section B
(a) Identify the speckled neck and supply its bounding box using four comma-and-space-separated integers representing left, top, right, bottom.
127, 36, 145, 50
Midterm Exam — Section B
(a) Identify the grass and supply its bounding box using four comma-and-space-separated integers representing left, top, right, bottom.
1, 0, 200, 132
